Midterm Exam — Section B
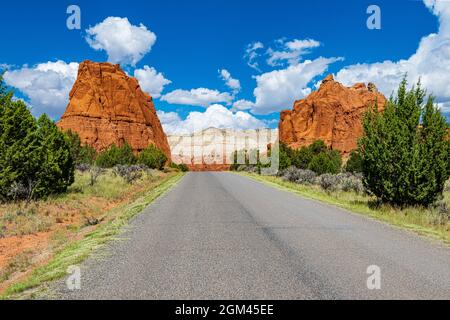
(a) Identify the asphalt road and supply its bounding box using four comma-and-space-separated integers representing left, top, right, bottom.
57, 172, 450, 299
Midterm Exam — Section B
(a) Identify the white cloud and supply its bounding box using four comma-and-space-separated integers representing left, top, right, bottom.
335, 0, 450, 113
156, 110, 182, 124
0, 63, 12, 71
437, 102, 450, 113
161, 88, 233, 107
86, 17, 156, 66
4, 60, 79, 118
134, 66, 171, 98
267, 38, 321, 67
232, 99, 254, 111
219, 69, 241, 94
244, 41, 264, 72
249, 57, 342, 115
158, 104, 266, 135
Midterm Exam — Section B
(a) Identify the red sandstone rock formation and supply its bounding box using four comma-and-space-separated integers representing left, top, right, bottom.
279, 74, 386, 154
57, 60, 171, 159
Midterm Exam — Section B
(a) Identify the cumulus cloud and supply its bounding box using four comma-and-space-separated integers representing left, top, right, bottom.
161, 88, 233, 107
219, 69, 241, 95
4, 60, 79, 118
267, 38, 321, 67
335, 0, 450, 115
86, 17, 156, 66
244, 41, 264, 72
232, 99, 254, 111
157, 104, 266, 135
249, 57, 342, 115
134, 66, 171, 98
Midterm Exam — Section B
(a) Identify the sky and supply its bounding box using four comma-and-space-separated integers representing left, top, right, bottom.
1, 0, 449, 134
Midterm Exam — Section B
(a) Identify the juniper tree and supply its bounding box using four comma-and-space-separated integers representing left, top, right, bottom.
0, 76, 74, 201
32, 115, 75, 198
360, 78, 450, 207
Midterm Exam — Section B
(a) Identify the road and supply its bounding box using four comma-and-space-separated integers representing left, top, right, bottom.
57, 172, 450, 299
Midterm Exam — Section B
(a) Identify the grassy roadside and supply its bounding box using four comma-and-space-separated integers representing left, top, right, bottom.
238, 172, 450, 245
0, 172, 184, 300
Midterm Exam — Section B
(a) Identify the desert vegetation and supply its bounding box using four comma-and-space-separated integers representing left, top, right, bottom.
237, 79, 450, 243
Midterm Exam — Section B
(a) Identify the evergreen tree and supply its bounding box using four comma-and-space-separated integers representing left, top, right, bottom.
291, 146, 313, 169
360, 78, 450, 206
308, 150, 342, 175
278, 143, 292, 170
96, 143, 137, 168
0, 98, 40, 200
0, 75, 75, 201
65, 130, 97, 164
32, 115, 75, 198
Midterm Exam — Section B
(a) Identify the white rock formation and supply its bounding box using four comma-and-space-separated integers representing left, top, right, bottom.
168, 127, 278, 166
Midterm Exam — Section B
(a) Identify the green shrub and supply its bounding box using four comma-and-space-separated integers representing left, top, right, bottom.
278, 143, 292, 170
283, 140, 330, 171
345, 150, 363, 173
308, 150, 342, 175
65, 130, 97, 165
291, 146, 313, 169
95, 143, 136, 168
309, 140, 328, 155
170, 162, 189, 172
178, 164, 189, 172
137, 144, 167, 170
0, 83, 75, 201
360, 78, 450, 207
32, 115, 75, 198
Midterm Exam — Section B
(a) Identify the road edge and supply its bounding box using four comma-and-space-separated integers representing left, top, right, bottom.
236, 172, 450, 246
0, 172, 185, 300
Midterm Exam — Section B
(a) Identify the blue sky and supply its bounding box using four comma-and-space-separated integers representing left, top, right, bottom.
1, 0, 449, 133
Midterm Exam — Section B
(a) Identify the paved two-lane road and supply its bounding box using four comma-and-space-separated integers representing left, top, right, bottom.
58, 172, 450, 299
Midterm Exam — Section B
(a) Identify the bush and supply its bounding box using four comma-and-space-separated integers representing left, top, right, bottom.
309, 140, 328, 155
281, 140, 339, 173
338, 173, 365, 194
178, 164, 189, 172
138, 144, 167, 170
113, 165, 144, 184
308, 150, 342, 175
360, 78, 450, 206
75, 163, 91, 173
278, 143, 292, 170
345, 151, 363, 173
95, 143, 136, 168
282, 167, 317, 185
282, 166, 301, 182
65, 130, 97, 165
169, 162, 189, 172
296, 169, 317, 185
0, 84, 75, 201
291, 146, 313, 169
316, 174, 340, 192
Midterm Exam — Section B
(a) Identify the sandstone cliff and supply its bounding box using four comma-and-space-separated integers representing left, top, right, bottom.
279, 75, 386, 154
57, 60, 171, 159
